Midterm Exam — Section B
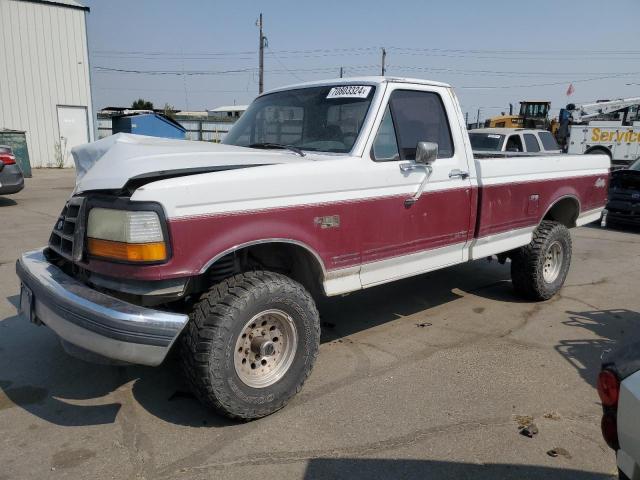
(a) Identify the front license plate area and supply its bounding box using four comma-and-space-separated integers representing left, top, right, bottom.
19, 283, 35, 323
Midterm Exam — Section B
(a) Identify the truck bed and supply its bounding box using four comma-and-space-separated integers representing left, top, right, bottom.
469, 153, 609, 259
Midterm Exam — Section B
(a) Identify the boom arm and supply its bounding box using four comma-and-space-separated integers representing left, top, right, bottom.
567, 97, 640, 122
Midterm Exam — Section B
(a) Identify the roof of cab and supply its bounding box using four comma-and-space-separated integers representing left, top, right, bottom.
261, 76, 452, 96
470, 128, 549, 135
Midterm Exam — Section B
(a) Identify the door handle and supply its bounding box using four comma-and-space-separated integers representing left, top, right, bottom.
449, 169, 469, 179
399, 162, 433, 208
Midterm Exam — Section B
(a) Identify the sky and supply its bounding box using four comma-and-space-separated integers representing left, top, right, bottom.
83, 0, 640, 122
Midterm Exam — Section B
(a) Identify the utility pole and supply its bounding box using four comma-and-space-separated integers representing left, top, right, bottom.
339, 66, 343, 78
257, 13, 265, 94
465, 112, 469, 127
476, 108, 481, 128
381, 48, 386, 76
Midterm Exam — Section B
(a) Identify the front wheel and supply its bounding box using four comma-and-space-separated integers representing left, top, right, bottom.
180, 271, 320, 420
511, 220, 572, 301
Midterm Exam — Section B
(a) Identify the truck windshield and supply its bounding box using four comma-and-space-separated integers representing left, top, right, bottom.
223, 85, 376, 153
469, 133, 504, 151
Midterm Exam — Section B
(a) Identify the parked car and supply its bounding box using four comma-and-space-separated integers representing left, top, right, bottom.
469, 128, 562, 154
602, 158, 640, 227
0, 145, 24, 195
598, 342, 640, 479
16, 77, 609, 420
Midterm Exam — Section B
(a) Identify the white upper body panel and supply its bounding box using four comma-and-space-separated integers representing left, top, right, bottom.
474, 153, 609, 186
73, 79, 608, 222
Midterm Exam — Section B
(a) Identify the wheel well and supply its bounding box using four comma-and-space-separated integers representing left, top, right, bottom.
543, 197, 580, 228
585, 146, 612, 158
202, 242, 325, 298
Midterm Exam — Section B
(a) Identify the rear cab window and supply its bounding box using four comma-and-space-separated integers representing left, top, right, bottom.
469, 133, 504, 151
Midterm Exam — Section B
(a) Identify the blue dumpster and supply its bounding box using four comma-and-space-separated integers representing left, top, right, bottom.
112, 113, 186, 139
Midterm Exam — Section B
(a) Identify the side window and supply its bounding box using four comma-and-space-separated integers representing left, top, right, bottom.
505, 135, 523, 152
372, 106, 400, 161
523, 133, 540, 152
388, 90, 454, 160
538, 131, 559, 151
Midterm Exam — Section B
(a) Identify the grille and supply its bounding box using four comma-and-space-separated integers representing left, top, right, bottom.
48, 196, 86, 262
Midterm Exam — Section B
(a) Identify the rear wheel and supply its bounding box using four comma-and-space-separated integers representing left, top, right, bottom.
180, 271, 320, 420
511, 220, 572, 300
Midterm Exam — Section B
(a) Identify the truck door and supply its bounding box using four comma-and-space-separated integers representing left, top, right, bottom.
359, 86, 473, 287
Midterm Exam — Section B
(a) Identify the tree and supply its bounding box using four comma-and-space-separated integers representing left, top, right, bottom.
131, 98, 154, 110
162, 103, 176, 119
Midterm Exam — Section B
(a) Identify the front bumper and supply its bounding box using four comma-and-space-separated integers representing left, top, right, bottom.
15, 249, 189, 366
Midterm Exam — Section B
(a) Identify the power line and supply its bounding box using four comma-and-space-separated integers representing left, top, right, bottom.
93, 46, 640, 57
94, 66, 256, 75
269, 49, 305, 82
94, 63, 640, 79
458, 73, 640, 89
94, 86, 249, 93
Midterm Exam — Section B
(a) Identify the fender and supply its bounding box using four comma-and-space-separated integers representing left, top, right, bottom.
197, 237, 361, 297
539, 194, 581, 227
199, 238, 327, 275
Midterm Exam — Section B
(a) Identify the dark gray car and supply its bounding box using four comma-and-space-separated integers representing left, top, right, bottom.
0, 145, 25, 195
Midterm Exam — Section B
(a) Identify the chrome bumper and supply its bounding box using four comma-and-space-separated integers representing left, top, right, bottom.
15, 249, 189, 366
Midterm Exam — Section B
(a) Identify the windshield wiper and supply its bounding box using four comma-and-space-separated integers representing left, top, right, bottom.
248, 143, 306, 157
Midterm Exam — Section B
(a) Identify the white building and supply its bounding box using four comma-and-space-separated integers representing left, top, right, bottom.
207, 105, 248, 121
0, 0, 94, 168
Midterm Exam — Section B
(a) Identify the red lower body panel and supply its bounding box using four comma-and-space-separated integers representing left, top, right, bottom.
82, 173, 607, 282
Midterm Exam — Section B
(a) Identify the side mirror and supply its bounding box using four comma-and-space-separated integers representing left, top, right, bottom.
415, 141, 438, 165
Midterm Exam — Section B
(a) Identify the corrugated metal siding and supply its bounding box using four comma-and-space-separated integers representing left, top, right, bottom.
0, 0, 93, 167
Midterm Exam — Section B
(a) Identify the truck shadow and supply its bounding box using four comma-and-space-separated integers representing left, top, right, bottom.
317, 259, 527, 343
303, 457, 611, 480
583, 221, 640, 234
0, 259, 531, 428
0, 295, 235, 429
555, 308, 640, 388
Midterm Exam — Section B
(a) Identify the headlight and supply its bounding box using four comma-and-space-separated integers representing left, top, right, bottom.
87, 208, 167, 262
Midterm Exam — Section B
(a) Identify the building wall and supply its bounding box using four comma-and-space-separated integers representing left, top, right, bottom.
0, 0, 94, 167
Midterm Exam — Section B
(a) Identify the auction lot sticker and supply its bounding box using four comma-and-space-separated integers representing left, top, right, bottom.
327, 86, 372, 99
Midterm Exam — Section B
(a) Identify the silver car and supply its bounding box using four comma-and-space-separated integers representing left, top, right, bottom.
469, 128, 562, 155
0, 145, 25, 195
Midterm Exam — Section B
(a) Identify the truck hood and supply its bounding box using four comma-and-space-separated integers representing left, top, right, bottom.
72, 133, 311, 193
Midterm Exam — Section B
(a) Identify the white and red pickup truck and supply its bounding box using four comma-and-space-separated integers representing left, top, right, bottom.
16, 77, 609, 419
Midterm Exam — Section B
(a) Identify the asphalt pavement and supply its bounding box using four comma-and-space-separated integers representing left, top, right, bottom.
1, 169, 639, 479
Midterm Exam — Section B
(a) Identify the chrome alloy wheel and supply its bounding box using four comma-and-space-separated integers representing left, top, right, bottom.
233, 309, 298, 388
542, 241, 563, 283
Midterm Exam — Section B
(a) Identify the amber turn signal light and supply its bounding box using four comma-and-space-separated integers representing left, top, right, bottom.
87, 238, 167, 262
